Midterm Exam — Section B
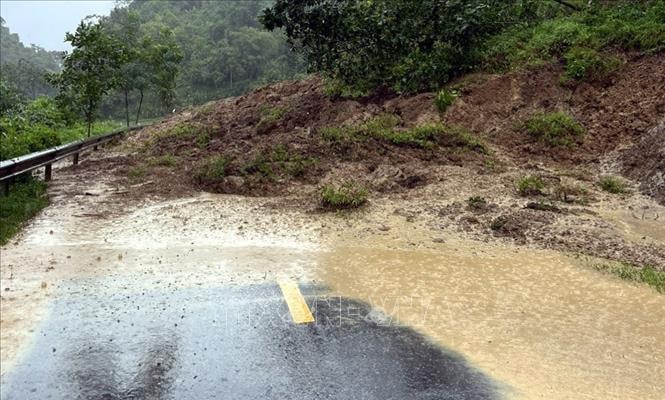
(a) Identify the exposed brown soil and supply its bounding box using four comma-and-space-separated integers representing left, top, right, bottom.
619, 120, 665, 204
64, 53, 665, 270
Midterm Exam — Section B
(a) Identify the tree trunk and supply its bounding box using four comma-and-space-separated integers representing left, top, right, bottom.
87, 100, 93, 138
124, 88, 130, 127
135, 89, 144, 125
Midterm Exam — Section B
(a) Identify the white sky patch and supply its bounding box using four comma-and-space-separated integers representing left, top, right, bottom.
1, 0, 115, 51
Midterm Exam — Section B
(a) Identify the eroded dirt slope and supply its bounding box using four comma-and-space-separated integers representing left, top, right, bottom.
58, 54, 665, 271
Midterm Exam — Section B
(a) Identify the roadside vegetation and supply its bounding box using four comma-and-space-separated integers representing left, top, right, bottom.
0, 177, 48, 245
0, 95, 121, 161
593, 262, 665, 294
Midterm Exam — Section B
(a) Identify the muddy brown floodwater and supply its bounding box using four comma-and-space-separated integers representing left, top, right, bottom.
1, 188, 664, 399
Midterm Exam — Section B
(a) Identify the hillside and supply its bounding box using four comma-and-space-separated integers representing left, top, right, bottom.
122, 0, 304, 105
0, 18, 61, 99
65, 52, 665, 277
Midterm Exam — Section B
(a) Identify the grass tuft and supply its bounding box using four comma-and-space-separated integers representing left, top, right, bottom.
319, 116, 487, 152
194, 155, 231, 183
521, 111, 585, 146
320, 181, 368, 210
517, 175, 546, 197
598, 175, 629, 194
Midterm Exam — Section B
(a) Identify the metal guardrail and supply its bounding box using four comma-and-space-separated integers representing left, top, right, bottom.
0, 125, 145, 195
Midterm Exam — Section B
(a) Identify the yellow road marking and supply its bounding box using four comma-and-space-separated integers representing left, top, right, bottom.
279, 281, 315, 324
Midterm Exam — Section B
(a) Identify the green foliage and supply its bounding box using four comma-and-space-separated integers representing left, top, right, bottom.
194, 155, 232, 183
318, 126, 352, 142
380, 124, 441, 148
517, 175, 546, 196
112, 0, 304, 109
482, 2, 665, 73
320, 181, 368, 210
598, 175, 628, 194
0, 99, 121, 161
242, 153, 274, 179
263, 0, 542, 93
269, 145, 317, 177
593, 263, 665, 294
0, 177, 49, 245
434, 89, 458, 113
242, 145, 316, 179
318, 116, 486, 152
0, 18, 60, 100
563, 47, 621, 82
521, 111, 585, 146
0, 75, 24, 114
51, 21, 124, 137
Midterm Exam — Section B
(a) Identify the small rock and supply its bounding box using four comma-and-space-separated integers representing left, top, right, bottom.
432, 238, 445, 243
41, 282, 48, 289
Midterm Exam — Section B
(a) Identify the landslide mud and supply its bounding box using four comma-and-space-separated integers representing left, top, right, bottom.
1, 167, 664, 399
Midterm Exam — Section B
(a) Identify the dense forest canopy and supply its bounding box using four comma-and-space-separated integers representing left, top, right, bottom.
0, 17, 62, 100
100, 0, 304, 117
1, 1, 303, 119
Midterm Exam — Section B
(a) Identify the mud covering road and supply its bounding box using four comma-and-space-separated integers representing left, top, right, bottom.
1, 157, 665, 400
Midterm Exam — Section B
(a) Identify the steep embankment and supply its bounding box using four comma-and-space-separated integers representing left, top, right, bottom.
78, 54, 665, 275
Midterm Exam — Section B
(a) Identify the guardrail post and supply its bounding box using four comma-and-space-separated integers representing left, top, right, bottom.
45, 164, 52, 182
73, 152, 79, 166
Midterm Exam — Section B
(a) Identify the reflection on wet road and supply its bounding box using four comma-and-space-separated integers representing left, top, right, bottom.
0, 281, 499, 400
2, 193, 664, 399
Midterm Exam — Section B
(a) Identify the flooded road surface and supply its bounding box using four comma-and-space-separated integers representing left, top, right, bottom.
1, 193, 664, 399
1, 281, 498, 400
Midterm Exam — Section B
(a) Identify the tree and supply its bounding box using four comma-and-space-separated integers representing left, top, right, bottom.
0, 76, 23, 116
261, 0, 550, 93
105, 9, 142, 127
54, 21, 124, 136
144, 28, 182, 113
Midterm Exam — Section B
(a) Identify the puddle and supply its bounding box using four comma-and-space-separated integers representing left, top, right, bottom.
317, 237, 665, 400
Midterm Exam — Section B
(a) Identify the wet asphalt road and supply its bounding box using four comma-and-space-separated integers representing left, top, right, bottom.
1, 280, 499, 400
